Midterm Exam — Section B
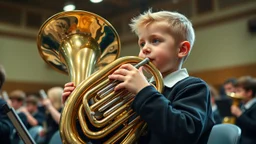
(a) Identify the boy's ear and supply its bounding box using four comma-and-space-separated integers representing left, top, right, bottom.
178, 41, 190, 58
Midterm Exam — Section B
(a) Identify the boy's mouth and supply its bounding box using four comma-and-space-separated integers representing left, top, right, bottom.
148, 58, 154, 62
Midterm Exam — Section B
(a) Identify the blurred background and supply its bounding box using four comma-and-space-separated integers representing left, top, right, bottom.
0, 0, 256, 93
0, 0, 256, 144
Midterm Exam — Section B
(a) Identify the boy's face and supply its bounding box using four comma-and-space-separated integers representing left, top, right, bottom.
10, 98, 23, 110
224, 82, 236, 94
235, 87, 252, 103
137, 21, 180, 76
26, 103, 37, 113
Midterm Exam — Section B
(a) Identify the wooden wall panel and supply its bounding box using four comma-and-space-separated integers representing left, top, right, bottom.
190, 63, 256, 88
2, 63, 256, 94
2, 80, 63, 94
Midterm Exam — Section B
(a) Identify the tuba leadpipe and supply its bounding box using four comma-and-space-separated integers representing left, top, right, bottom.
97, 58, 150, 98
37, 10, 164, 144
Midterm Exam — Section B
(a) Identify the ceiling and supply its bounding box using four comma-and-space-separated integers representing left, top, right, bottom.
0, 0, 170, 19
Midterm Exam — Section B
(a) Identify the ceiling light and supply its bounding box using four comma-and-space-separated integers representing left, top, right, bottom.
90, 0, 103, 3
63, 2, 76, 11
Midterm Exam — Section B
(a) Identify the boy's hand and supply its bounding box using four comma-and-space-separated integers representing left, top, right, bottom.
62, 82, 76, 104
231, 105, 242, 117
19, 107, 29, 115
42, 98, 52, 108
108, 64, 150, 94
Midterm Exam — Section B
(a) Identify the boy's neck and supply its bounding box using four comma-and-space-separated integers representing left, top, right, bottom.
162, 65, 182, 78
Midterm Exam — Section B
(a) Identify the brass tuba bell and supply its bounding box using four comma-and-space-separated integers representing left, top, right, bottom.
37, 10, 164, 144
222, 92, 243, 124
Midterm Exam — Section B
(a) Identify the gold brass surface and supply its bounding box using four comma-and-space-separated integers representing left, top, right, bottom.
37, 10, 164, 144
222, 92, 244, 124
37, 10, 120, 84
62, 56, 163, 144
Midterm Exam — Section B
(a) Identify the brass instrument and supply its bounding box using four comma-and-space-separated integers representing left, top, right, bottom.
37, 10, 164, 144
222, 92, 243, 124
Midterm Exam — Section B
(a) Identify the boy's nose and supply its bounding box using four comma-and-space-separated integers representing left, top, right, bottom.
142, 46, 151, 55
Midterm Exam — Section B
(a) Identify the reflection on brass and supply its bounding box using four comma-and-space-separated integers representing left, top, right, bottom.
222, 92, 244, 124
37, 10, 164, 144
37, 10, 120, 78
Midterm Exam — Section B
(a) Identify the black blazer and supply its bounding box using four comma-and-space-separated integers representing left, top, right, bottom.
75, 77, 215, 144
213, 109, 222, 124
0, 99, 14, 144
132, 77, 215, 144
236, 103, 256, 144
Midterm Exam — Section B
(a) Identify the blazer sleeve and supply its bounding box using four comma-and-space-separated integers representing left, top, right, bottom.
236, 106, 256, 132
131, 79, 210, 144
0, 99, 14, 137
0, 118, 13, 137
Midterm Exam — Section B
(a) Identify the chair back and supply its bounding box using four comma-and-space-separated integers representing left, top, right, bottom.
49, 131, 62, 144
207, 124, 241, 144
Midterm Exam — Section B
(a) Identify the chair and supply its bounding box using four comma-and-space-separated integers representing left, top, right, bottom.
49, 131, 62, 144
207, 124, 241, 144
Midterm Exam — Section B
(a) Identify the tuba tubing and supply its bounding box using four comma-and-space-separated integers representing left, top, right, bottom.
60, 56, 164, 144
36, 10, 164, 144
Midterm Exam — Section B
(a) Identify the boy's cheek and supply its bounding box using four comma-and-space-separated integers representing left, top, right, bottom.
138, 52, 144, 58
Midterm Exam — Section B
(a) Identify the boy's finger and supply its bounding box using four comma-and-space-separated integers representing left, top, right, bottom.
138, 67, 143, 73
64, 82, 74, 87
63, 86, 75, 92
62, 92, 71, 103
62, 92, 71, 98
108, 74, 125, 81
114, 83, 125, 91
112, 69, 129, 76
119, 64, 134, 70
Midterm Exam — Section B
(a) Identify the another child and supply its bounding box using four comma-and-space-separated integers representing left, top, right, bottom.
231, 76, 256, 144
63, 10, 214, 144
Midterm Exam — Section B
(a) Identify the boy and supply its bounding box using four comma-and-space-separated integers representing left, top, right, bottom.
63, 10, 214, 144
231, 76, 256, 144
19, 95, 45, 130
9, 90, 26, 111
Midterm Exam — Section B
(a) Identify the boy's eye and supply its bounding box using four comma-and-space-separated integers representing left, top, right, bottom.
152, 38, 160, 44
140, 42, 145, 47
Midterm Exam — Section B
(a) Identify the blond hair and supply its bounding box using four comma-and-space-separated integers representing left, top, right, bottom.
129, 9, 195, 59
47, 87, 63, 110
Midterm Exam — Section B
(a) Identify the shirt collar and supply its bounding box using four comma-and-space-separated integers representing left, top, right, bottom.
244, 97, 256, 109
150, 68, 188, 87
150, 68, 189, 88
212, 104, 217, 112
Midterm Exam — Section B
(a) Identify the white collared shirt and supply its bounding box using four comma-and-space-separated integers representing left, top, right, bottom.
150, 68, 189, 88
244, 97, 256, 109
163, 68, 189, 88
212, 104, 217, 112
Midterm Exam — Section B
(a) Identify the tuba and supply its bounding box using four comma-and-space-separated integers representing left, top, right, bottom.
37, 10, 164, 144
222, 92, 243, 124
